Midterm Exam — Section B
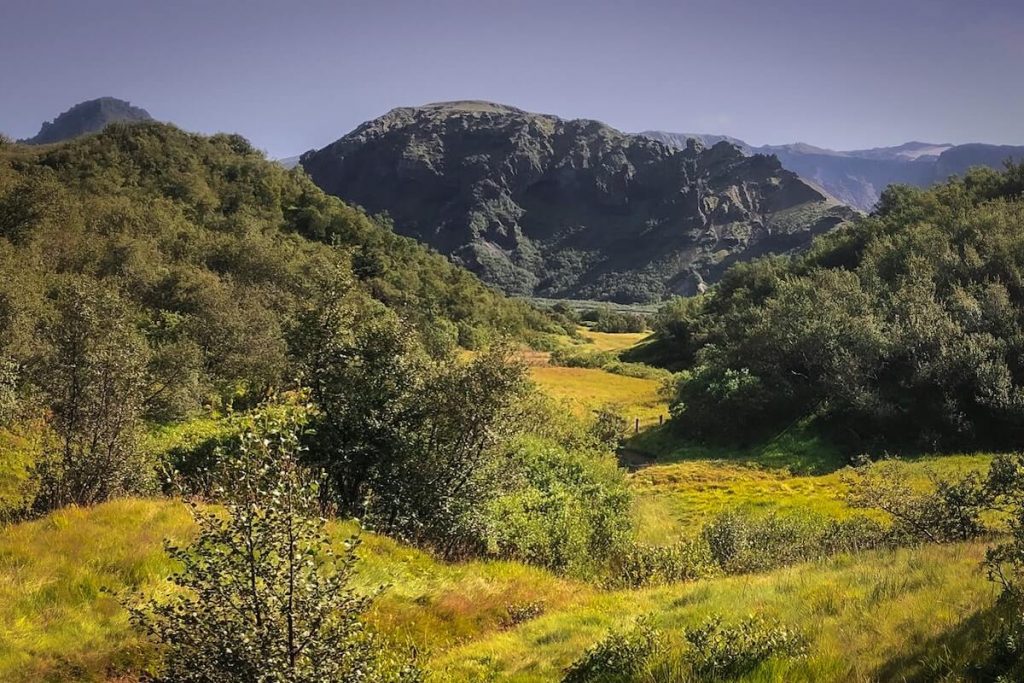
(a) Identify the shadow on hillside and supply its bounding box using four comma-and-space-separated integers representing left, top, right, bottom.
622, 420, 849, 475
873, 604, 1018, 682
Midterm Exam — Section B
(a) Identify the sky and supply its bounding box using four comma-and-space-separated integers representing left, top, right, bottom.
1, 0, 1022, 159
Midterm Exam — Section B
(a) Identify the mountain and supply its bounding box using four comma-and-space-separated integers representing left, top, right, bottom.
276, 155, 302, 169
20, 97, 153, 145
642, 132, 1024, 211
301, 101, 855, 303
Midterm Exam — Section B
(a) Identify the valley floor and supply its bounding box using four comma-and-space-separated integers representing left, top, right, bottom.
0, 329, 1010, 681
0, 498, 1000, 682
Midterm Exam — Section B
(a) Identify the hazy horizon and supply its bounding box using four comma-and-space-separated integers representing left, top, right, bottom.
3, 0, 1022, 158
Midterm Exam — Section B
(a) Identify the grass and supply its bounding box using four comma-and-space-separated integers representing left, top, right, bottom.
626, 423, 997, 541
0, 499, 582, 682
529, 365, 669, 425
430, 540, 998, 682
0, 499, 1003, 682
576, 328, 652, 353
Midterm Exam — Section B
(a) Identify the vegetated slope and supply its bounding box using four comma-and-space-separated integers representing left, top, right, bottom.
640, 164, 1024, 452
644, 130, 1024, 211
0, 498, 1000, 682
0, 122, 560, 412
301, 101, 855, 303
19, 97, 153, 145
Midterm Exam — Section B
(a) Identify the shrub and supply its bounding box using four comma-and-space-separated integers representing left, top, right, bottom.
677, 615, 805, 680
563, 617, 663, 683
31, 281, 152, 511
130, 407, 422, 682
590, 405, 628, 450
0, 356, 17, 425
550, 347, 617, 369
845, 459, 992, 543
485, 435, 633, 575
500, 601, 546, 629
607, 537, 718, 588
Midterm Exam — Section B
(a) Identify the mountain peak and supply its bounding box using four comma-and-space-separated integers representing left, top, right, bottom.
417, 100, 529, 114
302, 103, 854, 303
21, 97, 153, 145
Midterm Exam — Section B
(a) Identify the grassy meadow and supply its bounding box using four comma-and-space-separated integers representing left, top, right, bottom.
0, 498, 1000, 682
0, 329, 1014, 681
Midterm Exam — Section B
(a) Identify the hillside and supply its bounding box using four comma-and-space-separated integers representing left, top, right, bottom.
301, 101, 856, 303
0, 490, 1002, 681
643, 131, 1024, 211
19, 97, 153, 145
639, 163, 1024, 453
0, 121, 561, 416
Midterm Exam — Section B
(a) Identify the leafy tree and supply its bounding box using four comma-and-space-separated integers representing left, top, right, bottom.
131, 408, 421, 683
31, 280, 150, 510
293, 274, 530, 554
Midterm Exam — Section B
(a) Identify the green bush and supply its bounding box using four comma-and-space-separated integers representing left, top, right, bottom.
607, 537, 718, 588
612, 509, 890, 588
676, 615, 806, 680
562, 617, 662, 683
485, 435, 633, 576
653, 164, 1024, 452
703, 509, 889, 574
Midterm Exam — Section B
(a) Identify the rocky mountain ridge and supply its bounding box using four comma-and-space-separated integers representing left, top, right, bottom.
301, 101, 856, 303
642, 131, 1024, 211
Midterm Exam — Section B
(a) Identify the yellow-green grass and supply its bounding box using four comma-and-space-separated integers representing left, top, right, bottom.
0, 498, 581, 682
630, 454, 997, 542
576, 327, 651, 353
529, 366, 669, 425
430, 540, 998, 682
0, 499, 1003, 682
0, 423, 43, 509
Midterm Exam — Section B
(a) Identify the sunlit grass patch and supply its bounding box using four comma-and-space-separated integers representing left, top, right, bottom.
629, 453, 998, 541
428, 541, 999, 682
529, 366, 669, 425
576, 328, 651, 353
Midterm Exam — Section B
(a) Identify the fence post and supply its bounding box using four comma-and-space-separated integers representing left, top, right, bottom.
659, 414, 664, 426
635, 418, 639, 434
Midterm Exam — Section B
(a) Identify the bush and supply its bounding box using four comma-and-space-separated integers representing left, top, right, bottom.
550, 347, 617, 369
485, 435, 633, 575
607, 537, 718, 588
31, 281, 152, 511
844, 459, 992, 543
610, 510, 887, 588
0, 356, 17, 425
563, 617, 663, 683
130, 407, 422, 682
549, 347, 672, 382
677, 615, 805, 680
654, 165, 1024, 451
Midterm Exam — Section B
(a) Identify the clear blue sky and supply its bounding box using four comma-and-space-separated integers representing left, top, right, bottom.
2, 0, 1022, 158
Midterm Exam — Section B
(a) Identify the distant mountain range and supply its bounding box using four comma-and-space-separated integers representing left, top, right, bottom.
19, 97, 152, 145
641, 132, 1024, 211
17, 97, 1023, 303
301, 101, 855, 303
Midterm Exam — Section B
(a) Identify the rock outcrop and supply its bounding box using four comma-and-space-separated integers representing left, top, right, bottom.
302, 102, 855, 303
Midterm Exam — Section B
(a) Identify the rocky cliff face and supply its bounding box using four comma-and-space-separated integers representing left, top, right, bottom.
644, 132, 1024, 212
302, 102, 855, 303
21, 97, 153, 145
